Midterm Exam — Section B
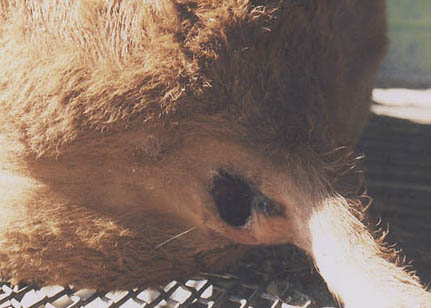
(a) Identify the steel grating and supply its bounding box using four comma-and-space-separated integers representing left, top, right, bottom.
0, 247, 337, 308
0, 275, 331, 308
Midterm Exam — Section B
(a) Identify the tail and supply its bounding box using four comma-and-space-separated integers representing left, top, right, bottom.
308, 194, 431, 308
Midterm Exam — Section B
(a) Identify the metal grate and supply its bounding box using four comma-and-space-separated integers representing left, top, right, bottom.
0, 247, 337, 308
0, 277, 329, 308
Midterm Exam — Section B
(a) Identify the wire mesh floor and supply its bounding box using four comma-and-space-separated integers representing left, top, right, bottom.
0, 262, 334, 308
0, 277, 310, 308
0, 246, 337, 308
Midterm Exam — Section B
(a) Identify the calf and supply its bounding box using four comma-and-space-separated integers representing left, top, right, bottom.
0, 1, 430, 307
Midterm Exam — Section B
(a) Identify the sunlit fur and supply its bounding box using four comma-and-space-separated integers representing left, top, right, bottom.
1, 1, 430, 307
310, 195, 431, 308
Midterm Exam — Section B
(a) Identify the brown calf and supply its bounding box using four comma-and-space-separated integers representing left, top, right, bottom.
0, 1, 430, 307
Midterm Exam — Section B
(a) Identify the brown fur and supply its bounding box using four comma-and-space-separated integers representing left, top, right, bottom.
0, 1, 430, 307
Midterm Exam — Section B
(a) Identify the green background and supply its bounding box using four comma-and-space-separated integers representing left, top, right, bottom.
378, 0, 431, 88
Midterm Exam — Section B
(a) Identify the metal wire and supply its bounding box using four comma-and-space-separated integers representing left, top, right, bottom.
0, 252, 336, 308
